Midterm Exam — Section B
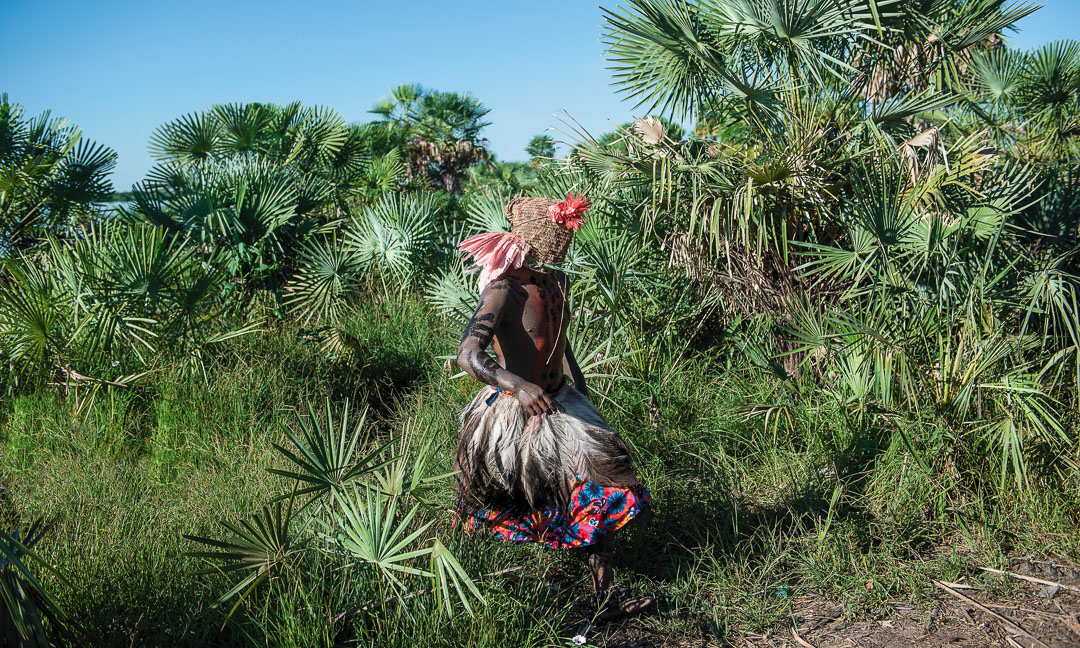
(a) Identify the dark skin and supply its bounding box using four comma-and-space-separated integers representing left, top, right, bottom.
457, 266, 654, 619
457, 267, 587, 415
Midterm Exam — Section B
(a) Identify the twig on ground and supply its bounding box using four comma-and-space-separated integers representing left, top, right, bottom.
938, 580, 973, 590
978, 566, 1080, 593
790, 627, 816, 648
933, 580, 1049, 648
981, 602, 1065, 621
331, 565, 522, 623
1064, 613, 1080, 639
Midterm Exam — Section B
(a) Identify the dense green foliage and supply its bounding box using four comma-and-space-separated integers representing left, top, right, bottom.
2, 294, 1077, 646
0, 94, 116, 256
1, 1, 1079, 646
577, 0, 1080, 493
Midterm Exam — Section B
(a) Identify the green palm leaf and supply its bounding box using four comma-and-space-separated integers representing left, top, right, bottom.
348, 192, 438, 282
212, 103, 272, 156
602, 0, 728, 120
148, 111, 223, 165
183, 500, 300, 625
430, 538, 485, 617
424, 262, 478, 330
50, 138, 116, 212
0, 255, 68, 371
971, 47, 1024, 100
464, 189, 510, 234
285, 233, 364, 325
268, 400, 394, 501
1, 520, 72, 647
327, 486, 435, 597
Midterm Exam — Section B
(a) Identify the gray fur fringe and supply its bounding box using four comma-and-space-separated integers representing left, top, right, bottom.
454, 385, 640, 514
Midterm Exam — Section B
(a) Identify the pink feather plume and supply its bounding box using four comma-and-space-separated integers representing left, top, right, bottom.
459, 231, 531, 290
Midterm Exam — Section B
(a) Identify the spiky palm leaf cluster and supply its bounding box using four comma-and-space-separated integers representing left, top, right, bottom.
1, 216, 256, 394
0, 97, 250, 392
185, 400, 482, 625
968, 39, 1080, 158
1, 100, 436, 388
0, 94, 116, 254
966, 39, 1080, 259
132, 102, 416, 285
285, 191, 448, 352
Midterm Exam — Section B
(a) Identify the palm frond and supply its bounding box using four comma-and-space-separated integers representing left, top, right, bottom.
327, 486, 434, 598
268, 400, 393, 501
183, 499, 300, 624
148, 111, 223, 165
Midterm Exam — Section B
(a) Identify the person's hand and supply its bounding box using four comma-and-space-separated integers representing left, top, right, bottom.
515, 382, 556, 418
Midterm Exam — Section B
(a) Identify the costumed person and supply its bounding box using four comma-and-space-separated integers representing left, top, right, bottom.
454, 194, 655, 619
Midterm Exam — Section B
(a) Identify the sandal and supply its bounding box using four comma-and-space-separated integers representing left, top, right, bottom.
592, 585, 657, 621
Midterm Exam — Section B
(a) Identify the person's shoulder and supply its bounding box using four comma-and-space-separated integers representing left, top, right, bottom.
481, 275, 526, 301
484, 275, 517, 291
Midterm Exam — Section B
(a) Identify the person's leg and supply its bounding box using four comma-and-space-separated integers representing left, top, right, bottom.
585, 534, 655, 619
586, 534, 615, 592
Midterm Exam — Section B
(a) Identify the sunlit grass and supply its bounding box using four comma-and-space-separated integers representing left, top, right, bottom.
1, 294, 1078, 647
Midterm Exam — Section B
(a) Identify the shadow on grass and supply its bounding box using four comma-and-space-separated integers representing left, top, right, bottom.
606, 417, 899, 643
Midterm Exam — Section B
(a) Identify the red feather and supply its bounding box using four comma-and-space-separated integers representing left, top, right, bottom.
548, 192, 592, 231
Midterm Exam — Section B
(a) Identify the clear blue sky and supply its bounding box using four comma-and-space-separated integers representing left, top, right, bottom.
1, 0, 1077, 190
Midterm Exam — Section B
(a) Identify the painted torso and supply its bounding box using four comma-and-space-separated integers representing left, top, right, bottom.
488, 268, 569, 392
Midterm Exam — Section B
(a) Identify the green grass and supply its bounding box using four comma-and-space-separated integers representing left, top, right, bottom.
1, 293, 1078, 647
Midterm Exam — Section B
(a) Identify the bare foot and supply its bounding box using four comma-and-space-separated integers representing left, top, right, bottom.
593, 585, 657, 621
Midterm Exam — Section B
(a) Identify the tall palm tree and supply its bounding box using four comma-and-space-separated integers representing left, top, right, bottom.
525, 134, 556, 165
370, 85, 491, 193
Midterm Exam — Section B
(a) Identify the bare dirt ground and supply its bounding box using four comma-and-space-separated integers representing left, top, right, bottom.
588, 555, 1080, 648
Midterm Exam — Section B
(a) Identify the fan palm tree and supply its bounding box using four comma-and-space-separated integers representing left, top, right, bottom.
0, 94, 116, 254
370, 85, 492, 193
525, 134, 556, 165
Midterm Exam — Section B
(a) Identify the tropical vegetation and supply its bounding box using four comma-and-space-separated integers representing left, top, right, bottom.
1, 1, 1078, 646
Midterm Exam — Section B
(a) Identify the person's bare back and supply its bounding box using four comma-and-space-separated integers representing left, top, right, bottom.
457, 267, 587, 416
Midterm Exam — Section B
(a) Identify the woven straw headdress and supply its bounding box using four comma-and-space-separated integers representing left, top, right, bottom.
458, 193, 591, 289
505, 197, 574, 266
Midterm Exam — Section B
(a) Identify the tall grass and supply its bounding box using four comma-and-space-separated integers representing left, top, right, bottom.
2, 292, 1077, 647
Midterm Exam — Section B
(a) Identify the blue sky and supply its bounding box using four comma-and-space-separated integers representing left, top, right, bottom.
2, 0, 1077, 189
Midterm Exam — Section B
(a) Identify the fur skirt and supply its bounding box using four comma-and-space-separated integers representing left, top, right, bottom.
454, 384, 651, 549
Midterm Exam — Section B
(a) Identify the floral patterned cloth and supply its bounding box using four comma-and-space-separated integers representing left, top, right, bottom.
458, 479, 652, 550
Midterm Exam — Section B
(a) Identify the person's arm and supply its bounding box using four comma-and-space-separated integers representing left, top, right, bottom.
563, 345, 588, 399
456, 279, 556, 417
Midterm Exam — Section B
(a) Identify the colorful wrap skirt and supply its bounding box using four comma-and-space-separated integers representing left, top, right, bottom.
454, 383, 651, 549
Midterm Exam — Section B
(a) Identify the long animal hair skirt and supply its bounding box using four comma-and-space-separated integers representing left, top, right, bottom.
454, 384, 651, 549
